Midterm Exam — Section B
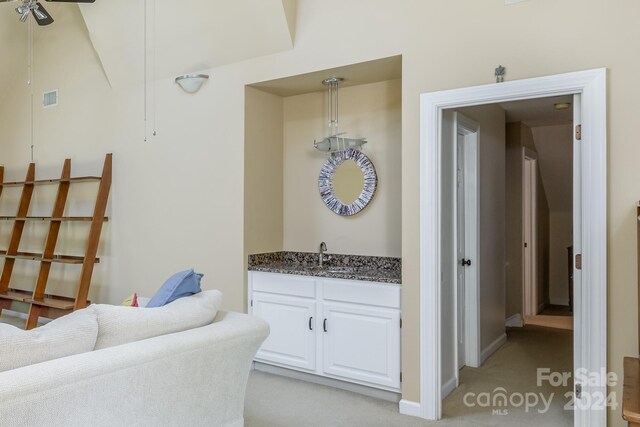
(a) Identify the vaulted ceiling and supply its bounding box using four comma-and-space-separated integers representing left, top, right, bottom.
0, 0, 297, 92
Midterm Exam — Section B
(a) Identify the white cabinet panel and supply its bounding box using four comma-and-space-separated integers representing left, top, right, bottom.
250, 271, 317, 298
252, 292, 316, 372
323, 279, 400, 308
321, 303, 401, 389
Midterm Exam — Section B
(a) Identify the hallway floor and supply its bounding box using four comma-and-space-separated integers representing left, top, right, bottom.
443, 325, 573, 425
526, 305, 574, 331
245, 325, 573, 426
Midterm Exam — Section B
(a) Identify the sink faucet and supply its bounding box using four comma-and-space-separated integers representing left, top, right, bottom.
319, 242, 331, 267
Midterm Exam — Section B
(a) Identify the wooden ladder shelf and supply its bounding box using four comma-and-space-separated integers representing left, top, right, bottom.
0, 154, 112, 329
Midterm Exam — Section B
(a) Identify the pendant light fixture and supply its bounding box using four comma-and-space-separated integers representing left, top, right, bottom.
314, 77, 367, 153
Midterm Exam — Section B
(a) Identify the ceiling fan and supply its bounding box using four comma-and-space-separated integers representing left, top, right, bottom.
0, 0, 95, 26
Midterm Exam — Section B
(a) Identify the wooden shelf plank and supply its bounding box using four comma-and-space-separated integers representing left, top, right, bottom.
0, 288, 32, 302
0, 250, 99, 264
0, 176, 101, 187
0, 216, 108, 222
27, 296, 75, 310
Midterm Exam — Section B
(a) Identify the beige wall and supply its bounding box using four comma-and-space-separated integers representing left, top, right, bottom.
0, 2, 638, 423
549, 212, 573, 305
0, 7, 114, 303
244, 87, 284, 265
282, 79, 401, 256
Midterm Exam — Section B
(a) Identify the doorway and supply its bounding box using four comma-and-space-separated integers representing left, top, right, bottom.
412, 69, 607, 426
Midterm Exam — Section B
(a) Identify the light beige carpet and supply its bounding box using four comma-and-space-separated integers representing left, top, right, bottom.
244, 325, 573, 426
525, 315, 573, 331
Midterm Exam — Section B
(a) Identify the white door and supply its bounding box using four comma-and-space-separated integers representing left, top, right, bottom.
523, 154, 538, 318
454, 112, 480, 370
252, 292, 316, 372
456, 131, 466, 370
321, 302, 401, 390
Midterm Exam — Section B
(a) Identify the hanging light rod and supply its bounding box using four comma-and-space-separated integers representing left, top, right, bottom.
322, 77, 344, 86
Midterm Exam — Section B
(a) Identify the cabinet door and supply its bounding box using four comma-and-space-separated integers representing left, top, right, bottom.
321, 303, 400, 390
252, 292, 316, 372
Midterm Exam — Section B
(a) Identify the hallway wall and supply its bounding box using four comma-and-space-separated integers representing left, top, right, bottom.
549, 212, 573, 305
505, 122, 550, 319
531, 124, 574, 306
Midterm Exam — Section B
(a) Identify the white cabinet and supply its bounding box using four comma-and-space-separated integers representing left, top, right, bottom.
322, 302, 400, 389
252, 292, 317, 372
248, 271, 401, 392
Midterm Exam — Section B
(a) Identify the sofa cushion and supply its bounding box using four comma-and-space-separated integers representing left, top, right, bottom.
93, 290, 222, 350
0, 306, 98, 372
146, 269, 203, 308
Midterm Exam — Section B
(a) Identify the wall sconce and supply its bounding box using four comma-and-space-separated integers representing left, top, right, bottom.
175, 74, 209, 93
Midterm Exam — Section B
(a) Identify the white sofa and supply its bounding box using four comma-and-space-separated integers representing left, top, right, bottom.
0, 307, 269, 427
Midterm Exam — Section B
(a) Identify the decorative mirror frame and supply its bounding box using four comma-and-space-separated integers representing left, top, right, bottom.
318, 148, 378, 216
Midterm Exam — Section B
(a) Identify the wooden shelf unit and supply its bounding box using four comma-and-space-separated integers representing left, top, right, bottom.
0, 217, 108, 222
622, 203, 640, 426
0, 154, 112, 329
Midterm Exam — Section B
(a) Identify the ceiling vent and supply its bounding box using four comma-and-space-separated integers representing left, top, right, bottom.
43, 89, 58, 108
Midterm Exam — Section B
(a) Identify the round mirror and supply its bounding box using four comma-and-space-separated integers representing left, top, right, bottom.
319, 149, 377, 216
333, 160, 365, 205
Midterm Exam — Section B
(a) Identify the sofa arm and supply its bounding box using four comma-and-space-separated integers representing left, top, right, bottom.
0, 311, 269, 427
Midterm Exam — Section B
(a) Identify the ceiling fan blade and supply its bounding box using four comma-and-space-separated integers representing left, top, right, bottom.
33, 3, 53, 26
45, 0, 96, 2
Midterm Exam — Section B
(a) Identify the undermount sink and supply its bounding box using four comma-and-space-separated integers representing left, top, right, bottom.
309, 266, 358, 274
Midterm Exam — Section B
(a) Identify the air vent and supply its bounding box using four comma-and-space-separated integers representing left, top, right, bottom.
43, 90, 58, 108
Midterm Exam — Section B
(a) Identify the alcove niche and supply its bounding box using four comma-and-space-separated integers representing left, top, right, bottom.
243, 55, 402, 274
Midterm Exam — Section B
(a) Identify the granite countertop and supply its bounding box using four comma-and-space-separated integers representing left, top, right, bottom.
248, 252, 402, 285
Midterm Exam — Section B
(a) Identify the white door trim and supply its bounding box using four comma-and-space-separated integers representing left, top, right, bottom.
416, 68, 607, 425
454, 113, 481, 370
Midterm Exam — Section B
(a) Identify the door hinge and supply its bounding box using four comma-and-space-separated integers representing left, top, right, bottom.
575, 383, 582, 399
575, 254, 582, 270
400, 372, 403, 383
250, 299, 253, 307
575, 124, 582, 141
400, 318, 403, 329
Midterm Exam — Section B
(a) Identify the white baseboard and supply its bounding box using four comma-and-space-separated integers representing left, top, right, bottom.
481, 333, 507, 365
399, 399, 422, 418
505, 313, 523, 327
253, 362, 400, 403
441, 376, 457, 399
550, 297, 570, 306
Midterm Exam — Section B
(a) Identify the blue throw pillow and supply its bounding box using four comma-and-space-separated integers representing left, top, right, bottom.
147, 269, 203, 308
